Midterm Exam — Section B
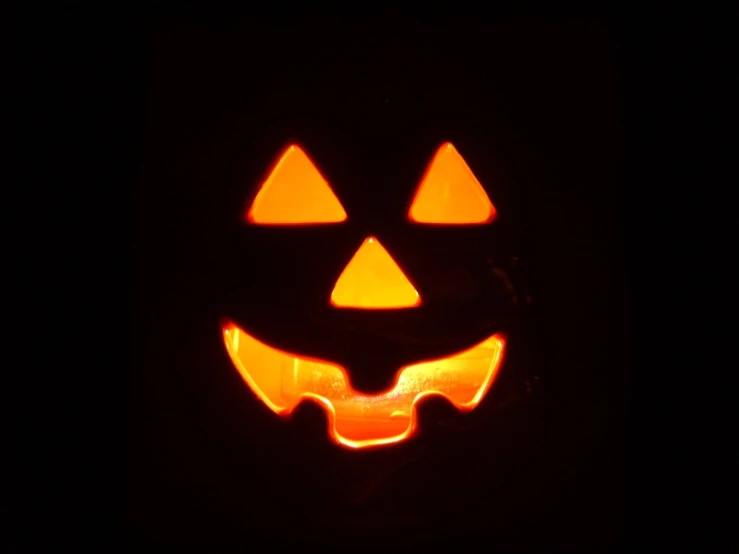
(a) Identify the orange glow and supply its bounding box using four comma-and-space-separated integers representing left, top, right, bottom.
408, 142, 496, 224
222, 323, 506, 449
330, 236, 421, 309
247, 145, 348, 224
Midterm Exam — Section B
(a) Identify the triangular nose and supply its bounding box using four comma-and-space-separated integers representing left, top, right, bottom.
330, 236, 421, 309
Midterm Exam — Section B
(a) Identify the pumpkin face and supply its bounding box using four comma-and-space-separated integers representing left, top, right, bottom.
222, 141, 522, 448
131, 20, 629, 549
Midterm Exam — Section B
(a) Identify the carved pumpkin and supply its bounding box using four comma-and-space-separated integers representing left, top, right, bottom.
131, 21, 627, 550
221, 141, 522, 448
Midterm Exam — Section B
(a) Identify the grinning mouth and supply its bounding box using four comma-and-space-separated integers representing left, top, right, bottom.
222, 323, 506, 449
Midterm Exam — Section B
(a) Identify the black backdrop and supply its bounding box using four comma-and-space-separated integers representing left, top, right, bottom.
131, 16, 629, 550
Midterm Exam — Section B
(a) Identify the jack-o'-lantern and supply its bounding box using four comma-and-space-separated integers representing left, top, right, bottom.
222, 142, 523, 449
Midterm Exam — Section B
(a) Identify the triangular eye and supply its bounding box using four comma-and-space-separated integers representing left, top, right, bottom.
408, 142, 496, 225
247, 145, 348, 225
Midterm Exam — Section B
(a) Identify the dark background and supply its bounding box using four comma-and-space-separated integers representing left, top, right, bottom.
131, 16, 629, 550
